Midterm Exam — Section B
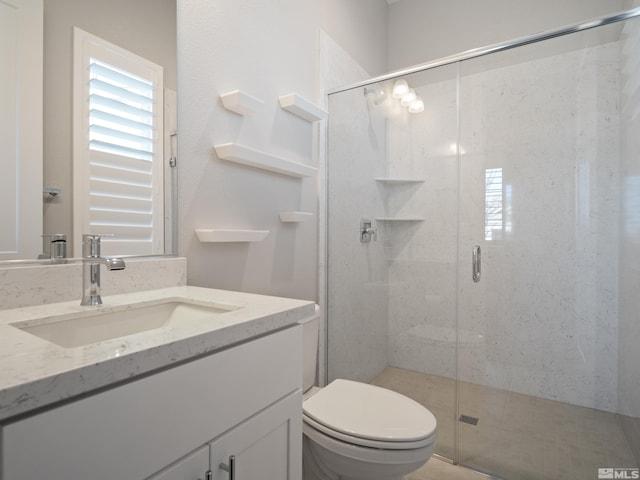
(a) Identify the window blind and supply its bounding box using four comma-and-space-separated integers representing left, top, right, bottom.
81, 50, 163, 255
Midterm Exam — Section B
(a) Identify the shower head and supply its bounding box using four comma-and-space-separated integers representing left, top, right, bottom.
364, 87, 386, 105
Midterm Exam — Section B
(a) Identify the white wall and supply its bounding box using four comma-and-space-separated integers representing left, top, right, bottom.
177, 0, 387, 300
387, 0, 624, 70
319, 0, 388, 76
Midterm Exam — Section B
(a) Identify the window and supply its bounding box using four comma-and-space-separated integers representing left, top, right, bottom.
74, 28, 164, 256
485, 167, 503, 241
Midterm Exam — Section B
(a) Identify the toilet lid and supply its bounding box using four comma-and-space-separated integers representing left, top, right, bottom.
303, 379, 437, 443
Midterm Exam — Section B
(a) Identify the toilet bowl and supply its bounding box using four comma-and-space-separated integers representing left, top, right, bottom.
300, 308, 437, 480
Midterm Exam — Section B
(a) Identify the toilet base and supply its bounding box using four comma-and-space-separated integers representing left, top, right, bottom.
303, 435, 421, 480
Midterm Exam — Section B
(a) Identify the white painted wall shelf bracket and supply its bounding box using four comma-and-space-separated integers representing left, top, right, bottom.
374, 178, 425, 184
220, 90, 264, 115
375, 217, 425, 222
214, 143, 317, 178
279, 211, 313, 223
195, 229, 270, 243
278, 93, 328, 123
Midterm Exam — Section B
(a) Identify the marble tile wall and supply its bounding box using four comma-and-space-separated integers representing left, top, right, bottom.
386, 66, 459, 380
386, 41, 622, 411
326, 76, 390, 384
0, 257, 187, 310
320, 31, 378, 386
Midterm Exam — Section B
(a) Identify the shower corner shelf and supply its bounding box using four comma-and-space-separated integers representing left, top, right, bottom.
214, 143, 317, 178
278, 93, 328, 123
279, 211, 313, 223
375, 216, 425, 222
374, 177, 425, 184
195, 229, 270, 243
220, 90, 264, 115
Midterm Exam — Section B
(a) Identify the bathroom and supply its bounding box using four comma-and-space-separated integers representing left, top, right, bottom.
1, 0, 639, 479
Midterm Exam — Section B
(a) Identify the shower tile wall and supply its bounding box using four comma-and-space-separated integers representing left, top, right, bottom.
327, 80, 390, 383
385, 68, 459, 380
387, 42, 622, 412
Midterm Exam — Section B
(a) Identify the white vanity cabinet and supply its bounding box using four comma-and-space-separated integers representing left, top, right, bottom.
148, 445, 211, 480
0, 325, 303, 480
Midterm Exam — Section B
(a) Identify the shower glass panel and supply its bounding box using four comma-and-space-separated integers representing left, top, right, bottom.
456, 18, 639, 480
327, 9, 640, 480
326, 64, 459, 460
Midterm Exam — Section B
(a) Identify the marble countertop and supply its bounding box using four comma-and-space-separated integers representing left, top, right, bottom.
0, 286, 315, 422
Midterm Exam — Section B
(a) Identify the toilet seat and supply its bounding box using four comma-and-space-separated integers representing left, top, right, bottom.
303, 379, 437, 450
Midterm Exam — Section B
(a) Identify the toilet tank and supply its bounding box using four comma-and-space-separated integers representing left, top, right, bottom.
299, 304, 320, 393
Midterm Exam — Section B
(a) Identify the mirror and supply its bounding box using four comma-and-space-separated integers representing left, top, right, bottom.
2, 0, 177, 262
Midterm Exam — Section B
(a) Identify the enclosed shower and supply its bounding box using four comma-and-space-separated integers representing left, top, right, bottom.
326, 8, 640, 480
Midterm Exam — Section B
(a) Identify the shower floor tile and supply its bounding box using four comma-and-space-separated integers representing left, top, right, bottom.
372, 367, 638, 480
410, 457, 488, 480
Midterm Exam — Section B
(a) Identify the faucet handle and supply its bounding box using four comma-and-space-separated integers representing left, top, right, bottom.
82, 233, 114, 243
82, 234, 114, 256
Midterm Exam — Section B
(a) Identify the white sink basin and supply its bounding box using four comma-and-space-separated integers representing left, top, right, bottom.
12, 299, 241, 348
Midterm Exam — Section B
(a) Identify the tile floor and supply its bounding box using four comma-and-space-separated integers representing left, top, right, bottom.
372, 367, 639, 480
411, 457, 488, 480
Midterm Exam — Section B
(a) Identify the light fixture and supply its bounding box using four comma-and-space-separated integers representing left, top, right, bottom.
400, 88, 417, 106
408, 97, 424, 113
392, 79, 409, 98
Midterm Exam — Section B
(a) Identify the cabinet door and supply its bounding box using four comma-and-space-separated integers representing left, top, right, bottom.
147, 446, 210, 480
209, 391, 302, 480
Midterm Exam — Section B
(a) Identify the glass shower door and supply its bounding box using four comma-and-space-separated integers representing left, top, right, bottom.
455, 20, 639, 480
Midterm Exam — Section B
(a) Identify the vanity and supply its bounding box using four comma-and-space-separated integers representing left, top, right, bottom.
0, 286, 315, 480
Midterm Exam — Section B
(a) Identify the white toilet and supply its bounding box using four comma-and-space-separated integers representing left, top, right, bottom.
300, 309, 437, 480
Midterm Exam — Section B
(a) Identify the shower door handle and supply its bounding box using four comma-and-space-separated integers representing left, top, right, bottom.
472, 245, 481, 283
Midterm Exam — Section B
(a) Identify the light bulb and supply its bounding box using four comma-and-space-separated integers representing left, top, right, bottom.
400, 88, 417, 106
408, 97, 424, 113
392, 79, 409, 98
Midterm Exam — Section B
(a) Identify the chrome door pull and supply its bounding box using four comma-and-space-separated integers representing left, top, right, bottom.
472, 245, 481, 283
220, 455, 236, 479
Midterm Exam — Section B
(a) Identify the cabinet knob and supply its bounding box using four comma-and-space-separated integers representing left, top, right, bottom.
219, 455, 236, 479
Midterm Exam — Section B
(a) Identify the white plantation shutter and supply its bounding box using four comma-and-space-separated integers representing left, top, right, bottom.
74, 28, 164, 256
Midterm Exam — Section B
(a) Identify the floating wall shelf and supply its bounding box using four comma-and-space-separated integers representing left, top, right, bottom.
220, 90, 264, 115
279, 211, 313, 223
375, 178, 425, 184
278, 93, 328, 123
214, 143, 317, 178
195, 229, 270, 243
375, 217, 426, 222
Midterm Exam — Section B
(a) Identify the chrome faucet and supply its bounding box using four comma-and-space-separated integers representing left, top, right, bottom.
81, 234, 126, 306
